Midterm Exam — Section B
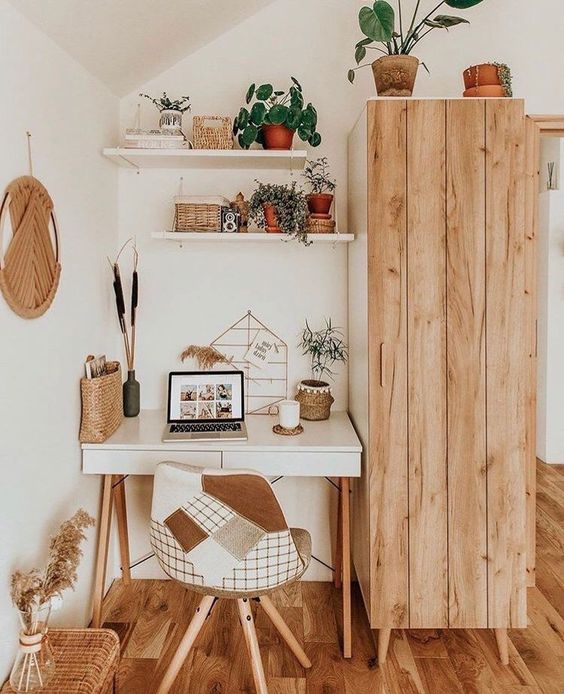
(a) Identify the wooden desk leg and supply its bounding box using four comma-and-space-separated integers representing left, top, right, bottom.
334, 481, 343, 590
113, 477, 131, 585
92, 474, 114, 628
494, 628, 509, 665
341, 476, 352, 658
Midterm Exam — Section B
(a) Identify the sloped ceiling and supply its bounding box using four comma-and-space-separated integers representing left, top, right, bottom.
8, 0, 275, 95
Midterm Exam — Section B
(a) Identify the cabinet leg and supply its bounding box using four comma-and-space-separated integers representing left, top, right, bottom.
334, 480, 342, 590
113, 476, 131, 585
92, 474, 114, 628
378, 628, 391, 664
341, 477, 352, 658
494, 628, 509, 665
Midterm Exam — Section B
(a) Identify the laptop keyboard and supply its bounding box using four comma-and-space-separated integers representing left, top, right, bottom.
170, 422, 242, 434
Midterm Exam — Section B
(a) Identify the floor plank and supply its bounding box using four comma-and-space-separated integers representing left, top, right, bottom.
102, 461, 564, 693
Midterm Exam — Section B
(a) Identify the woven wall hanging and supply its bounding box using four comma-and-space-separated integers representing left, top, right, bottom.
0, 175, 61, 318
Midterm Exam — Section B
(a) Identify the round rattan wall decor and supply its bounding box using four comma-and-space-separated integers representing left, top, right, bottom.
0, 175, 61, 318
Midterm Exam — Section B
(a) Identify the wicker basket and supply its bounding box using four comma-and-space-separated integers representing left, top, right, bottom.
174, 195, 230, 232
79, 362, 123, 443
306, 217, 336, 234
192, 116, 233, 150
295, 380, 335, 421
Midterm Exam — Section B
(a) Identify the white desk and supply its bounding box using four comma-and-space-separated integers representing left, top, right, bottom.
82, 410, 362, 657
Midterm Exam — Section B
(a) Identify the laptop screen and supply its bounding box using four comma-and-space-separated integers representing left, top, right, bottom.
167, 371, 245, 424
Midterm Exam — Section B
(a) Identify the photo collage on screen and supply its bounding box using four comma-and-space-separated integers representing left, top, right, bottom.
179, 382, 233, 420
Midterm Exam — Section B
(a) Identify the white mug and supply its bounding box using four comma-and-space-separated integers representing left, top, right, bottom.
279, 399, 300, 429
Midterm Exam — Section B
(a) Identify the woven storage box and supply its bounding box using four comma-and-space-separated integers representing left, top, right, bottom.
192, 116, 233, 150
79, 361, 123, 443
1, 629, 119, 694
174, 195, 230, 232
306, 217, 336, 234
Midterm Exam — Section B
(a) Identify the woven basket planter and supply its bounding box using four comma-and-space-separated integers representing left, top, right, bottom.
173, 196, 229, 232
79, 362, 123, 443
193, 116, 233, 150
295, 380, 334, 421
306, 217, 336, 234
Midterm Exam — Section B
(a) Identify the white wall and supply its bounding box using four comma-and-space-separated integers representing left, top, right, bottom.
537, 139, 564, 464
0, 1, 118, 680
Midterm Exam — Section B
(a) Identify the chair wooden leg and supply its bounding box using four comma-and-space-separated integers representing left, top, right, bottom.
494, 628, 509, 665
237, 598, 268, 694
91, 475, 114, 628
156, 595, 215, 694
113, 477, 131, 585
334, 482, 343, 590
258, 595, 311, 668
378, 628, 391, 664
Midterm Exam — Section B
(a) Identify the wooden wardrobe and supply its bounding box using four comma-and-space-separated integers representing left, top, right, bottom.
348, 98, 536, 663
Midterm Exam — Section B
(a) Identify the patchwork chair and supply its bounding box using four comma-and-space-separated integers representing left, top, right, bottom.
149, 461, 312, 694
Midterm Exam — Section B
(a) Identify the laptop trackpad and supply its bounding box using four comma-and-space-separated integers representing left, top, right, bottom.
194, 432, 216, 439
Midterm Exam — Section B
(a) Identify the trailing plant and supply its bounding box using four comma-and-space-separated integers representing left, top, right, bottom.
233, 77, 321, 149
249, 180, 309, 244
493, 62, 513, 96
348, 0, 485, 83
302, 157, 336, 195
139, 91, 191, 112
300, 318, 348, 382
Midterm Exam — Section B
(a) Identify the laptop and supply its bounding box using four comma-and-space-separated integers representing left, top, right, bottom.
162, 370, 248, 442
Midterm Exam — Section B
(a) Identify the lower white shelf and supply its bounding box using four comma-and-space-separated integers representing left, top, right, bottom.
151, 231, 355, 243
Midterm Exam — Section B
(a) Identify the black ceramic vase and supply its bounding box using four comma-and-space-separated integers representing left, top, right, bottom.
123, 369, 140, 417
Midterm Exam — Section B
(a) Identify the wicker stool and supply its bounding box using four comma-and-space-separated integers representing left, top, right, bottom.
1, 629, 119, 694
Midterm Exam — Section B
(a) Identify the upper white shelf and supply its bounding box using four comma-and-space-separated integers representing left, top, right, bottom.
151, 231, 354, 244
102, 147, 308, 170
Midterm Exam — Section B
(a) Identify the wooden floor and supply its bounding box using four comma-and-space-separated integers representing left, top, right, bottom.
102, 461, 564, 693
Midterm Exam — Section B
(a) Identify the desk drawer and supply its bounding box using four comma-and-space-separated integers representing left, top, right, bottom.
82, 450, 221, 475
222, 451, 360, 477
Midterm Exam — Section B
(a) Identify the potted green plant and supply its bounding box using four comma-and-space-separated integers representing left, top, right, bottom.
139, 91, 191, 131
233, 77, 321, 150
348, 0, 485, 96
302, 157, 336, 216
249, 180, 309, 244
296, 319, 348, 420
463, 62, 513, 97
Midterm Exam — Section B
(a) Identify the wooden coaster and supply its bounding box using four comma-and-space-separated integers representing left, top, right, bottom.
272, 424, 304, 436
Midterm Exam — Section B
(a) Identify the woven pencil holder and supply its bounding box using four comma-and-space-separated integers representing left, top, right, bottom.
192, 116, 233, 150
306, 217, 336, 234
295, 380, 334, 421
79, 362, 123, 443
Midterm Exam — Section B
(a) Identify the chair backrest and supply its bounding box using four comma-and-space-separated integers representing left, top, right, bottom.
150, 462, 304, 593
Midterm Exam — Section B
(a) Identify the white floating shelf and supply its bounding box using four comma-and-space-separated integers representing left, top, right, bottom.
151, 231, 354, 244
102, 147, 308, 170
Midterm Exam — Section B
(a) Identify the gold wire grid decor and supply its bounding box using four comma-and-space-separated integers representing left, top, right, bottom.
210, 310, 288, 415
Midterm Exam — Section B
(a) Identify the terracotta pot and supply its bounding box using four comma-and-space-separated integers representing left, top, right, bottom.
263, 204, 281, 233
463, 64, 501, 90
371, 55, 419, 97
463, 85, 506, 98
261, 124, 295, 150
307, 193, 333, 216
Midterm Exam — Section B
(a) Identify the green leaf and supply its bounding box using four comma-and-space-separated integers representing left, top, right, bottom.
269, 104, 289, 125
359, 1, 395, 42
286, 106, 302, 130
256, 83, 273, 100
290, 88, 304, 110
232, 116, 239, 134
241, 124, 258, 147
348, 69, 356, 84
245, 83, 255, 105
291, 76, 302, 91
238, 107, 250, 130
300, 109, 316, 129
425, 14, 469, 28
308, 132, 322, 147
250, 102, 267, 126
238, 133, 248, 149
355, 45, 367, 64
298, 125, 312, 141
274, 90, 285, 96
255, 128, 265, 145
445, 0, 483, 7
356, 37, 373, 48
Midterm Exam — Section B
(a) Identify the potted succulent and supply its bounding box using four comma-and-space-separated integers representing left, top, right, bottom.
463, 62, 513, 97
296, 319, 348, 420
348, 0, 485, 95
233, 77, 321, 150
249, 180, 309, 244
139, 91, 191, 131
302, 157, 336, 216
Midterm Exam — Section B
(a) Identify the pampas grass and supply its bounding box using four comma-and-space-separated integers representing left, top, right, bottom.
180, 345, 232, 370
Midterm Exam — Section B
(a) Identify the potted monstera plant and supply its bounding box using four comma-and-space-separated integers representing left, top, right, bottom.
348, 0, 485, 96
233, 77, 321, 150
